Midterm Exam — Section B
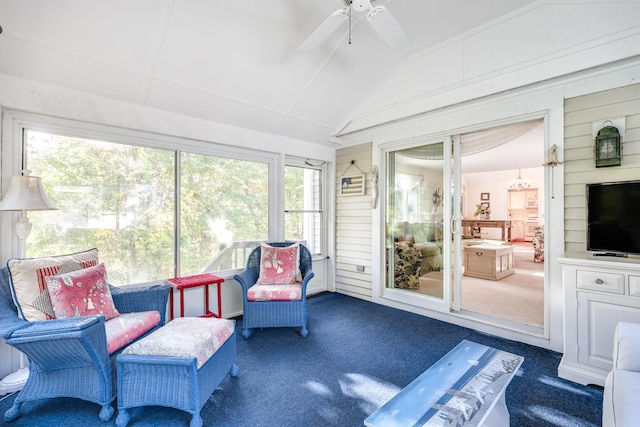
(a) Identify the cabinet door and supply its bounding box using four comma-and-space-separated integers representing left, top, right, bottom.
511, 221, 524, 240
525, 189, 538, 207
577, 291, 640, 369
509, 191, 526, 209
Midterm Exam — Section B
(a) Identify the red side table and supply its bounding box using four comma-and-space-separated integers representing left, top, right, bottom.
167, 273, 225, 320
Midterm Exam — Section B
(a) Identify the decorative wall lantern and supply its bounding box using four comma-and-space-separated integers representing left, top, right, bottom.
594, 120, 622, 168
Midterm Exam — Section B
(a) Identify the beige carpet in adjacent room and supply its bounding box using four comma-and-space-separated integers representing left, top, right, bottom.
461, 244, 544, 327
413, 243, 544, 327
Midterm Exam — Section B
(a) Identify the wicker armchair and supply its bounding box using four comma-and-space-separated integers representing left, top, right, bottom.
0, 266, 170, 422
234, 242, 314, 338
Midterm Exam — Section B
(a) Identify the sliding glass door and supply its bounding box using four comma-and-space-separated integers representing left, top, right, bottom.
383, 120, 546, 332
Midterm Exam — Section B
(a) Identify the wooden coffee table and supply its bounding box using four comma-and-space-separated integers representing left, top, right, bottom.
364, 340, 523, 427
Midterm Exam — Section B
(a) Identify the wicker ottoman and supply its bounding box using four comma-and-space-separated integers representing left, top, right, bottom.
115, 317, 238, 427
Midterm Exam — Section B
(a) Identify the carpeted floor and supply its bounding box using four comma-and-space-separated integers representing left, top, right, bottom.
0, 292, 602, 426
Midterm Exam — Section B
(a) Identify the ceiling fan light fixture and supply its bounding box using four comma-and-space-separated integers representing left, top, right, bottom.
300, 0, 408, 51
351, 0, 372, 12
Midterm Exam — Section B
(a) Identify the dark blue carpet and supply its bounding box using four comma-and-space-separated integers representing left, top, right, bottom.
0, 292, 602, 426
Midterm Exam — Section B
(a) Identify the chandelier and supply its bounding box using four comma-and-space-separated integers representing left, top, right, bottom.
509, 169, 531, 191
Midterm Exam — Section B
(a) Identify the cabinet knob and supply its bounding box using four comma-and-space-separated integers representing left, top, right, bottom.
595, 278, 604, 285
475, 252, 483, 256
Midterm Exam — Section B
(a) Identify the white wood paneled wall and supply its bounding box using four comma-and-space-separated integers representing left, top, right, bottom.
564, 83, 640, 253
0, 340, 21, 380
335, 143, 373, 300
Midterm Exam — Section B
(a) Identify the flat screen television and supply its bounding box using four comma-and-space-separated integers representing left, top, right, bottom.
587, 180, 640, 256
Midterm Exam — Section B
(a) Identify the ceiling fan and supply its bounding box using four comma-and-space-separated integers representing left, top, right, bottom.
299, 0, 410, 51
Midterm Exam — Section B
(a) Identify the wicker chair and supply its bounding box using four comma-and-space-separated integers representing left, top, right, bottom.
0, 266, 170, 422
234, 242, 314, 338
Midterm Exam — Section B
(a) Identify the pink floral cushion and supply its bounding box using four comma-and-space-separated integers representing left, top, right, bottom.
105, 311, 161, 354
46, 263, 120, 320
247, 282, 302, 301
256, 243, 299, 285
122, 317, 235, 369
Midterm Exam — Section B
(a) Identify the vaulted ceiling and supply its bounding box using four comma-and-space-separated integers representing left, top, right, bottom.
0, 0, 536, 147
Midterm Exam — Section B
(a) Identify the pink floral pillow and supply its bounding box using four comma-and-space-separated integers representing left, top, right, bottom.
256, 243, 299, 285
46, 263, 120, 320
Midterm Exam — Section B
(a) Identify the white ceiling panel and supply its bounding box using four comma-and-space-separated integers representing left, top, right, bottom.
291, 27, 402, 125
0, 37, 148, 104
0, 0, 565, 147
466, 3, 640, 79
153, 1, 313, 109
371, 0, 535, 54
357, 42, 466, 116
145, 78, 290, 136
274, 115, 338, 145
0, 0, 169, 71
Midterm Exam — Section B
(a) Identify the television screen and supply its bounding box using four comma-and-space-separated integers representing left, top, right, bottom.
587, 180, 640, 255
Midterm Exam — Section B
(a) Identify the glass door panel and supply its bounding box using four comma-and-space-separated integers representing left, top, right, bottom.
385, 143, 445, 299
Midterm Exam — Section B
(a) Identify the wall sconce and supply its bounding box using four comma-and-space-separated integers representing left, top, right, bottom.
0, 171, 58, 240
594, 120, 622, 168
371, 165, 378, 208
542, 144, 563, 199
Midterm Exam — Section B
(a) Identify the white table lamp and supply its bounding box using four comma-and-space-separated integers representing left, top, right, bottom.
0, 172, 57, 239
0, 171, 57, 395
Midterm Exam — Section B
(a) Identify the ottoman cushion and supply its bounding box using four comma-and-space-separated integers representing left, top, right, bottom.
121, 317, 235, 369
105, 310, 161, 354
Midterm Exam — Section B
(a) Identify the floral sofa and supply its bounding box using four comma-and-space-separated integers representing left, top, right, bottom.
390, 222, 515, 289
392, 221, 443, 276
533, 226, 544, 263
392, 241, 423, 289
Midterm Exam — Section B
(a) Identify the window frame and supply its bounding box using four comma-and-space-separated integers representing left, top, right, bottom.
284, 157, 327, 258
1, 111, 287, 280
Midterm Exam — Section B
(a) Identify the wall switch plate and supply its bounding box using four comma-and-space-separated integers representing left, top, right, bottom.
356, 265, 365, 272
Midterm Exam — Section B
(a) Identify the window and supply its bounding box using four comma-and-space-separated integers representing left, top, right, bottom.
284, 163, 323, 255
15, 118, 327, 286
23, 129, 270, 284
179, 152, 268, 275
25, 130, 176, 284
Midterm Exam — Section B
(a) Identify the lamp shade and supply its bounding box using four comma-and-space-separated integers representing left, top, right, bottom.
0, 175, 57, 211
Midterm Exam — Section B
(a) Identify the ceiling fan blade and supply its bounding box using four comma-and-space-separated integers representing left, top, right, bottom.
299, 8, 349, 52
367, 6, 410, 49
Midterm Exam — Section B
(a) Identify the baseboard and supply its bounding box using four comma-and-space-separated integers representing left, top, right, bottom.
558, 356, 607, 387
